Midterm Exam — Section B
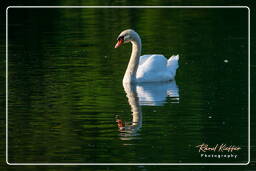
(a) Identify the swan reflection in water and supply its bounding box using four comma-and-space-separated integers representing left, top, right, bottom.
116, 81, 179, 140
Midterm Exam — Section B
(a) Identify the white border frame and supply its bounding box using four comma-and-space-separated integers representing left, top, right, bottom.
5, 6, 250, 166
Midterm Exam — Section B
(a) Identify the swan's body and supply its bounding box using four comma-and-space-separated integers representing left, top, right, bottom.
136, 54, 179, 82
115, 29, 179, 83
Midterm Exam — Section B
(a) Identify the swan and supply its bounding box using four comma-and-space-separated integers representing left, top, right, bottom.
115, 29, 179, 83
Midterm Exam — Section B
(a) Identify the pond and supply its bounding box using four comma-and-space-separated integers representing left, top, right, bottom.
7, 7, 248, 164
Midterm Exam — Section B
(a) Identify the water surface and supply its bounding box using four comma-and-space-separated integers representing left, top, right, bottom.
7, 8, 248, 163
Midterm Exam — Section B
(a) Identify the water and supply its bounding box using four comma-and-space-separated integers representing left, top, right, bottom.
7, 8, 248, 163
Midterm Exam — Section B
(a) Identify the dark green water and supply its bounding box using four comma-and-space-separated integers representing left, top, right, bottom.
7, 8, 248, 163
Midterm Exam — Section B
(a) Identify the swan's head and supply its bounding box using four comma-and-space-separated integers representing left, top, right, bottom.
115, 29, 139, 48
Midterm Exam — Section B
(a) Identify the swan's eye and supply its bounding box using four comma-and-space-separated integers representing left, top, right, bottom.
118, 36, 124, 41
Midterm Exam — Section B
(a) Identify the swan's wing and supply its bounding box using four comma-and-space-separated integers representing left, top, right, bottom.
167, 55, 179, 76
137, 55, 169, 82
138, 54, 167, 73
139, 55, 152, 66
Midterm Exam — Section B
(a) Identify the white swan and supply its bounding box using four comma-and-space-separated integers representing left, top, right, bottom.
115, 29, 179, 83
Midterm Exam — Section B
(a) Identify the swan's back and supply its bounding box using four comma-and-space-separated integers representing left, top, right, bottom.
136, 54, 179, 82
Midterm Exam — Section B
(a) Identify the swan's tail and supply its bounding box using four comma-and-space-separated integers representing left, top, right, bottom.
167, 55, 179, 75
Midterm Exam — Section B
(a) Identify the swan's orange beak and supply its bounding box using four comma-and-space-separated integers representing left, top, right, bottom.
115, 39, 124, 48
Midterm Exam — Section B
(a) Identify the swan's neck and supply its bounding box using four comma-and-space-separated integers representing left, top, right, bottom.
123, 37, 141, 83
